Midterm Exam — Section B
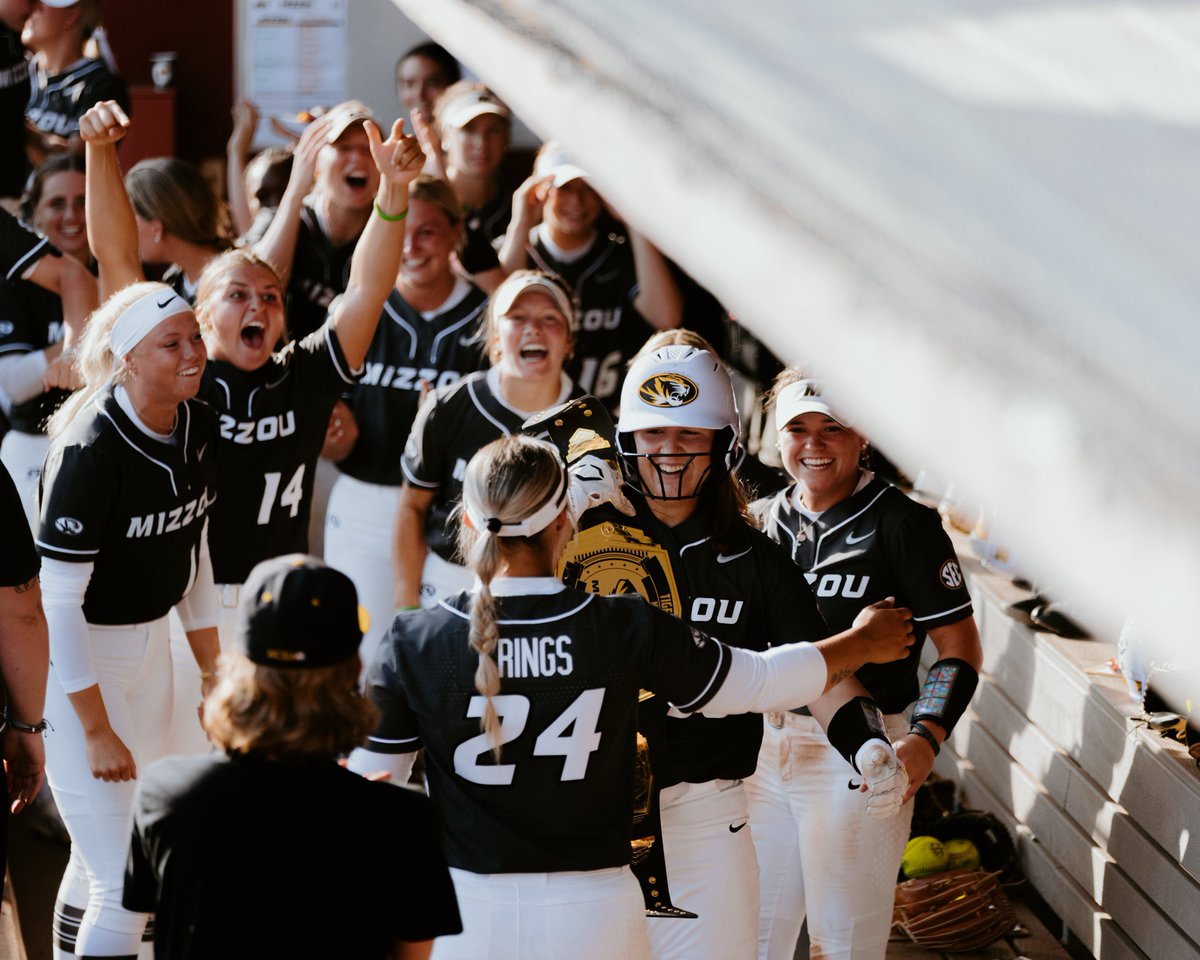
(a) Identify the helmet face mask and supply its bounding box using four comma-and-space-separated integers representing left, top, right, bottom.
616, 345, 742, 500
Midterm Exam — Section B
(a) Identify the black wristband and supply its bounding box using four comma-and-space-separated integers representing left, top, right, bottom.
3, 712, 49, 734
911, 657, 979, 737
826, 696, 888, 772
909, 720, 940, 756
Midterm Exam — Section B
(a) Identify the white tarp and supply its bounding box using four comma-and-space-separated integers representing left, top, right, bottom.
393, 0, 1200, 665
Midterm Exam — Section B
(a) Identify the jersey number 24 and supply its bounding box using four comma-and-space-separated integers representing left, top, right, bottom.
453, 689, 604, 786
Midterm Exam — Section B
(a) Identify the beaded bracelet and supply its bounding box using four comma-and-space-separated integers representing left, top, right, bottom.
374, 201, 407, 222
3, 712, 50, 734
909, 720, 941, 756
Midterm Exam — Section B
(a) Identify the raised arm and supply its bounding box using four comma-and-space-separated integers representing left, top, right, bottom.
226, 100, 260, 237
78, 100, 143, 298
628, 227, 683, 330
393, 483, 437, 610
497, 172, 552, 276
252, 115, 331, 286
329, 119, 425, 368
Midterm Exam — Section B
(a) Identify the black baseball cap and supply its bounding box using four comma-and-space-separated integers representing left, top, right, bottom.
237, 555, 365, 668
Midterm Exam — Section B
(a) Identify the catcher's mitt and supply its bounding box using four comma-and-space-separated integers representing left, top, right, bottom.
893, 869, 1016, 952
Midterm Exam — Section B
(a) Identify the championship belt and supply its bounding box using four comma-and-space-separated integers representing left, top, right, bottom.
528, 397, 695, 917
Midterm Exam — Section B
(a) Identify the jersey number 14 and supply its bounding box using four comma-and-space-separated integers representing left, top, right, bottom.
256, 465, 305, 525
454, 689, 604, 786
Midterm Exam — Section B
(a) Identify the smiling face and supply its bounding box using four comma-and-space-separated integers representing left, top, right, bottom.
316, 125, 379, 214
632, 425, 716, 501
545, 178, 602, 242
124, 310, 207, 406
778, 412, 865, 511
31, 169, 87, 258
399, 197, 458, 291
199, 261, 285, 371
494, 290, 572, 382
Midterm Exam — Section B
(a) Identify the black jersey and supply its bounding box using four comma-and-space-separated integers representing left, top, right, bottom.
0, 278, 69, 433
458, 180, 512, 275
0, 461, 37, 586
201, 324, 357, 584
125, 753, 462, 959
402, 369, 574, 562
363, 586, 732, 874
1, 208, 52, 281
753, 475, 973, 713
248, 204, 357, 342
0, 24, 28, 197
26, 56, 129, 141
526, 225, 657, 409
36, 386, 218, 625
561, 493, 829, 787
339, 281, 488, 487
160, 265, 197, 305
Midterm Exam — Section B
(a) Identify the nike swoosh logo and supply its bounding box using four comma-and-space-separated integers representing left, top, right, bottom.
716, 548, 751, 564
197, 442, 208, 460
845, 529, 876, 545
729, 822, 748, 833
156, 295, 176, 309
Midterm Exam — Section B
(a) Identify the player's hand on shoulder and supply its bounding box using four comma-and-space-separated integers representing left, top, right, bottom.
79, 100, 130, 145
83, 727, 137, 782
852, 597, 914, 664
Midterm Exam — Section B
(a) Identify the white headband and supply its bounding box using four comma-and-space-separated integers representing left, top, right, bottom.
465, 469, 568, 538
110, 288, 192, 364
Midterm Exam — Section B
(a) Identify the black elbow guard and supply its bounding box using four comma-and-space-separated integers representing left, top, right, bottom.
911, 658, 979, 737
826, 697, 887, 772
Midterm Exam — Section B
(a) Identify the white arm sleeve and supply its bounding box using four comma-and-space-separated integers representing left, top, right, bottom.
0, 350, 50, 407
176, 521, 217, 631
40, 557, 98, 693
697, 643, 828, 718
345, 747, 418, 787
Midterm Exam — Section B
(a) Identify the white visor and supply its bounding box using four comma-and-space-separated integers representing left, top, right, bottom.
110, 287, 192, 364
465, 470, 567, 538
774, 379, 847, 430
493, 274, 576, 331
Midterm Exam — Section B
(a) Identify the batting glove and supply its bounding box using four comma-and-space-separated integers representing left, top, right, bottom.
856, 738, 909, 820
566, 453, 635, 527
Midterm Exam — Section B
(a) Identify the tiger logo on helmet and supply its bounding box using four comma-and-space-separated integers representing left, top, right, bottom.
637, 374, 698, 409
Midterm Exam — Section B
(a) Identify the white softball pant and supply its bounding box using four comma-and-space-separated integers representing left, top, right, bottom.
324, 474, 401, 671
0, 429, 49, 529
418, 550, 473, 608
45, 617, 173, 957
647, 778, 759, 960
433, 865, 650, 960
744, 711, 913, 960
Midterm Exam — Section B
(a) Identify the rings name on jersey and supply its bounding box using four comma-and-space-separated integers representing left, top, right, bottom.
497, 635, 575, 679
359, 364, 464, 393
219, 411, 297, 446
559, 522, 681, 617
637, 373, 698, 409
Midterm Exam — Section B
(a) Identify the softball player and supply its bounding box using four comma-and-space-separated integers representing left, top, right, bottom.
549, 341, 911, 960
417, 82, 514, 290
393, 270, 575, 619
350, 434, 913, 960
0, 155, 89, 524
745, 372, 983, 960
498, 142, 682, 409
324, 174, 488, 664
251, 101, 380, 341
37, 281, 219, 959
22, 0, 128, 156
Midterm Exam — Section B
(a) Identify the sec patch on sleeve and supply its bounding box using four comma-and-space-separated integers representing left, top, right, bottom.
939, 560, 964, 589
